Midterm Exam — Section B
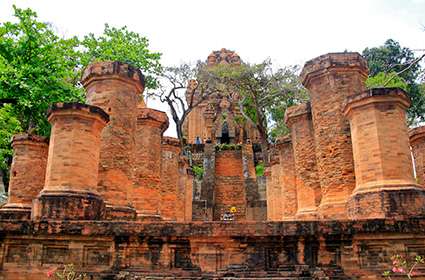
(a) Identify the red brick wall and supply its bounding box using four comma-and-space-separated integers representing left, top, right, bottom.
285, 103, 320, 219
410, 126, 425, 186
301, 52, 367, 219
278, 137, 297, 220
160, 137, 181, 221
133, 108, 168, 218
214, 150, 246, 220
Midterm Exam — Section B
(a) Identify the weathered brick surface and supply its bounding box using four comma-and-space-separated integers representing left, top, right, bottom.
285, 103, 320, 219
344, 88, 425, 219
0, 134, 48, 219
160, 136, 181, 221
134, 107, 168, 219
214, 150, 246, 220
33, 103, 108, 220
82, 61, 143, 218
277, 136, 297, 220
301, 52, 368, 219
410, 125, 425, 185
266, 147, 283, 221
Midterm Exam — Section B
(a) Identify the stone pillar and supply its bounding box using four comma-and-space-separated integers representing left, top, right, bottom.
277, 136, 297, 220
134, 107, 169, 220
267, 147, 282, 221
182, 156, 193, 221
285, 103, 320, 219
301, 52, 368, 219
0, 134, 48, 219
344, 88, 425, 219
160, 136, 181, 221
33, 103, 108, 220
82, 61, 143, 219
410, 126, 425, 186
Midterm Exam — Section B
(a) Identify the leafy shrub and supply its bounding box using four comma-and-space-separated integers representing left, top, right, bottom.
255, 163, 265, 177
192, 165, 204, 180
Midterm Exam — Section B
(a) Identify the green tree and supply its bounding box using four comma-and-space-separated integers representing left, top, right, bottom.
0, 5, 84, 136
80, 24, 162, 90
209, 60, 307, 164
0, 105, 21, 188
363, 39, 425, 124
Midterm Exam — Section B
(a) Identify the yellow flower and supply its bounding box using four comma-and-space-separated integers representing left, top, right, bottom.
230, 206, 237, 213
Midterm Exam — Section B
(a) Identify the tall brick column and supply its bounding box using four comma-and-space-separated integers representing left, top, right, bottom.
267, 147, 282, 221
0, 134, 48, 219
82, 61, 144, 219
285, 103, 320, 219
410, 126, 425, 186
134, 107, 169, 220
160, 136, 182, 221
301, 52, 367, 219
33, 103, 108, 220
344, 88, 425, 219
277, 136, 297, 220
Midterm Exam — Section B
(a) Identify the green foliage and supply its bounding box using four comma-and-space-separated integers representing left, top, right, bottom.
255, 163, 265, 177
0, 5, 163, 187
0, 105, 21, 171
208, 61, 308, 141
192, 165, 204, 180
365, 71, 408, 91
363, 39, 425, 125
215, 143, 242, 152
0, 5, 84, 135
81, 24, 162, 90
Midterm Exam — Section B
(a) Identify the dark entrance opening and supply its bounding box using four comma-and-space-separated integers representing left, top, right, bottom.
221, 122, 230, 144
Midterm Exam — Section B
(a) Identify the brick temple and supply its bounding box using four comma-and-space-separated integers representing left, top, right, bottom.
1, 51, 425, 279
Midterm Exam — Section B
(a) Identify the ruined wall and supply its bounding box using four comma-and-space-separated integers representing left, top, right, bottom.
2, 219, 425, 280
214, 149, 246, 220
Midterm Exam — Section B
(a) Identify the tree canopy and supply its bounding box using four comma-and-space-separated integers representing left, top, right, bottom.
208, 60, 307, 163
0, 5, 162, 187
363, 39, 425, 124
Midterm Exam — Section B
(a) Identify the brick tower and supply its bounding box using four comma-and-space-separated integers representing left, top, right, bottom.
344, 88, 425, 218
0, 134, 48, 219
33, 103, 108, 220
301, 52, 368, 219
82, 61, 144, 219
